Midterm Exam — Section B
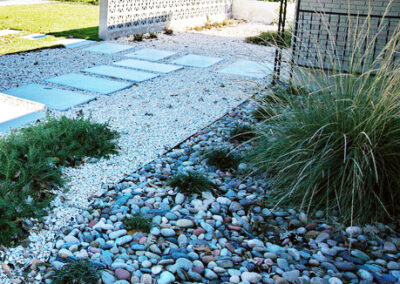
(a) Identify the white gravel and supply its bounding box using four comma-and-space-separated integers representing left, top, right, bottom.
0, 23, 279, 282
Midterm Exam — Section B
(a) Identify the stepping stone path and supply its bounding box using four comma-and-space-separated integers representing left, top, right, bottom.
19, 33, 48, 40
114, 59, 183, 74
0, 29, 21, 36
4, 84, 95, 111
219, 59, 274, 79
82, 42, 134, 54
172, 54, 223, 68
0, 43, 273, 132
56, 38, 95, 49
46, 73, 132, 95
126, 48, 176, 61
0, 93, 45, 132
84, 65, 159, 83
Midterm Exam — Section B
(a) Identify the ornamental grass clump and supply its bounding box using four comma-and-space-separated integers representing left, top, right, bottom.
249, 12, 400, 224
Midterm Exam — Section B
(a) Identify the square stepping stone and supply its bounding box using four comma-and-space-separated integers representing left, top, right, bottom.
4, 84, 96, 111
114, 59, 183, 74
219, 60, 274, 79
0, 29, 21, 36
84, 65, 159, 82
46, 73, 132, 95
172, 54, 223, 68
0, 112, 45, 133
0, 93, 45, 124
82, 42, 133, 54
56, 38, 95, 49
20, 33, 48, 40
125, 48, 176, 62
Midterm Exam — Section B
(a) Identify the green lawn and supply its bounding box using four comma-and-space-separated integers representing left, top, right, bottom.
0, 2, 99, 55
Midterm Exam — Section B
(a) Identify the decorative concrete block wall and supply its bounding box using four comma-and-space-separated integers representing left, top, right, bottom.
99, 0, 232, 40
293, 0, 400, 70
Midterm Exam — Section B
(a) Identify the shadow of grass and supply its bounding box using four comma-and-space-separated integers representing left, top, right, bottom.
49, 26, 99, 41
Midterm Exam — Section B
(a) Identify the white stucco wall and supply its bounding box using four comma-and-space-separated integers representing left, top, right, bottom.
232, 0, 295, 25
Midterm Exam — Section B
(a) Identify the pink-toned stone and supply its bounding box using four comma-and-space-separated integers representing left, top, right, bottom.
115, 268, 130, 280
201, 255, 216, 264
88, 220, 98, 228
139, 237, 147, 245
193, 228, 206, 236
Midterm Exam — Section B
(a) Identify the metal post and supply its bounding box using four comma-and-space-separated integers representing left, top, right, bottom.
273, 0, 289, 85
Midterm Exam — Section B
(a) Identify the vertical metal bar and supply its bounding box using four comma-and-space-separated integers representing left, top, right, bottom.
273, 0, 288, 85
305, 13, 313, 60
290, 0, 302, 80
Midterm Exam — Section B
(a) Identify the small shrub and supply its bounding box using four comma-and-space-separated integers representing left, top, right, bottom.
229, 124, 255, 143
167, 172, 214, 194
205, 149, 240, 171
148, 32, 158, 39
52, 260, 100, 284
20, 116, 119, 166
123, 214, 152, 232
246, 30, 292, 48
133, 33, 143, 41
163, 28, 173, 35
0, 116, 119, 245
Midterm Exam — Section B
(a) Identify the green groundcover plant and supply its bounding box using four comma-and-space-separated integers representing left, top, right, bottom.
248, 12, 400, 224
0, 116, 119, 245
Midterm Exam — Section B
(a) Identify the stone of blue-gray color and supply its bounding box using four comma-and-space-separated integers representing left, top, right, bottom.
101, 271, 116, 284
115, 235, 133, 246
130, 243, 146, 250
84, 65, 158, 82
172, 54, 223, 68
4, 84, 95, 111
100, 254, 113, 266
83, 42, 133, 54
46, 73, 131, 95
0, 111, 45, 133
158, 271, 175, 284
114, 59, 183, 74
109, 229, 127, 240
125, 48, 176, 61
20, 33, 48, 40
219, 59, 273, 79
114, 194, 131, 207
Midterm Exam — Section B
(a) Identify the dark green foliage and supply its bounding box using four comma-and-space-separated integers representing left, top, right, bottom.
205, 149, 240, 171
163, 28, 173, 35
246, 30, 292, 48
133, 33, 144, 41
0, 116, 119, 245
167, 172, 214, 194
0, 182, 50, 246
20, 116, 119, 166
0, 136, 63, 200
248, 59, 400, 224
229, 124, 255, 143
52, 260, 100, 284
148, 32, 158, 39
252, 84, 308, 122
123, 214, 152, 232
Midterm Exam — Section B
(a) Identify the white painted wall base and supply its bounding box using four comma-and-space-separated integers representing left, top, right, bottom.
232, 0, 295, 25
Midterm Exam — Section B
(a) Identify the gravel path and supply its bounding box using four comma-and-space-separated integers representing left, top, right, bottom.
0, 24, 277, 282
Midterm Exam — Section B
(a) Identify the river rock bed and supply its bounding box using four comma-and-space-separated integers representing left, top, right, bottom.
20, 102, 400, 283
